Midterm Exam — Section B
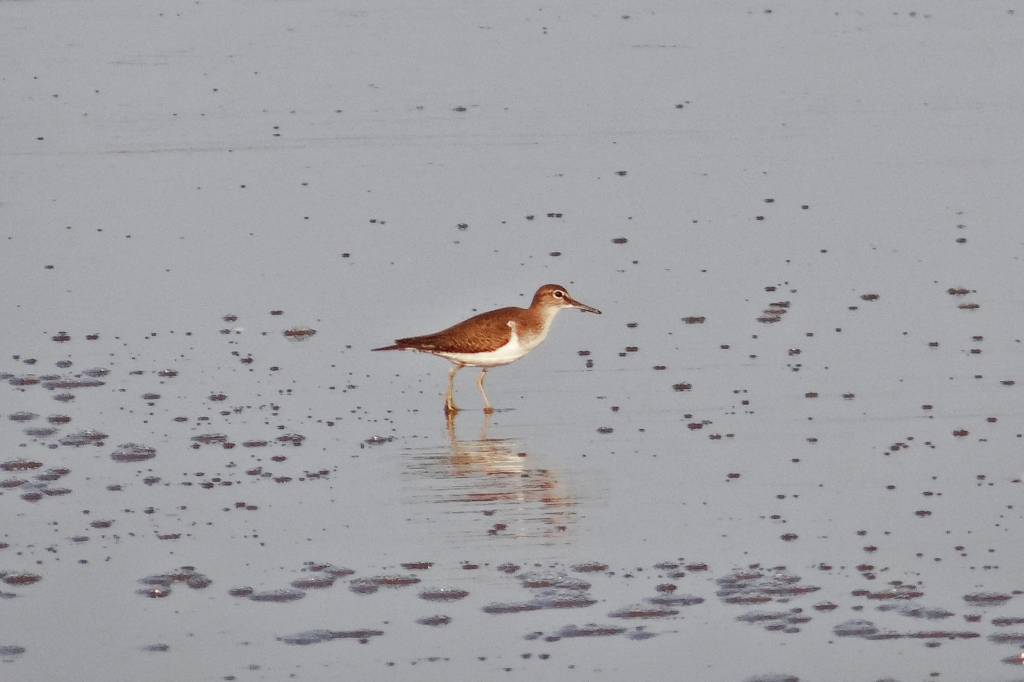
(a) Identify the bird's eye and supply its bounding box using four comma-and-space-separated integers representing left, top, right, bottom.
553, 290, 564, 298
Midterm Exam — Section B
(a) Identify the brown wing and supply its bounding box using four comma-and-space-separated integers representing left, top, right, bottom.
393, 307, 520, 353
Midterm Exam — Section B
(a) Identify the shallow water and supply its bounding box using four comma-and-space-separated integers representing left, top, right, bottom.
3, 1, 1024, 680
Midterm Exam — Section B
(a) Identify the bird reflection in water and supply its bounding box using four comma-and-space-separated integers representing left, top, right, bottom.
403, 412, 577, 540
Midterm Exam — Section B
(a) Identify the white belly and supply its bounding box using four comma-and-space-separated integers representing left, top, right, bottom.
435, 322, 543, 368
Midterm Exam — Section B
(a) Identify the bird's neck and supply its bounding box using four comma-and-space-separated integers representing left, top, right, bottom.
522, 304, 560, 341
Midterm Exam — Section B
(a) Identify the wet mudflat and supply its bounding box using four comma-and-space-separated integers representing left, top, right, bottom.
3, 1, 1024, 680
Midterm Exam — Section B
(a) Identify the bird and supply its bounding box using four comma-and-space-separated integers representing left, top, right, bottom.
373, 284, 601, 414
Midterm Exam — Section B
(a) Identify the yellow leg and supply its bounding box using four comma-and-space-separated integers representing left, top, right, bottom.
476, 368, 493, 413
445, 365, 461, 414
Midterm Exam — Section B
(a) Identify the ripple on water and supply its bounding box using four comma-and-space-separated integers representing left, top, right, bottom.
419, 588, 470, 602
283, 327, 317, 341
833, 619, 878, 637
609, 604, 679, 619
313, 564, 355, 578
2, 573, 42, 586
42, 378, 104, 389
277, 629, 383, 645
736, 608, 809, 634
111, 443, 156, 462
137, 568, 211, 597
416, 615, 451, 626
1, 459, 42, 472
249, 588, 306, 603
519, 572, 591, 591
291, 576, 336, 590
647, 594, 704, 607
59, 430, 108, 446
555, 624, 626, 638
483, 601, 543, 615
401, 561, 433, 570
876, 603, 954, 620
480, 588, 594, 615
190, 433, 228, 445
963, 592, 1012, 605
716, 567, 819, 604
371, 574, 420, 588
349, 578, 378, 595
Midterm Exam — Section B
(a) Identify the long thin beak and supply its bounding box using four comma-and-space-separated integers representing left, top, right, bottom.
566, 295, 601, 314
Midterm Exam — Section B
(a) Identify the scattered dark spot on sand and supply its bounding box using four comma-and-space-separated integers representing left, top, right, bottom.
417, 615, 451, 626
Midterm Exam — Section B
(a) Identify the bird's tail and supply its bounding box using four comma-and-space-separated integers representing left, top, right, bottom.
371, 344, 402, 351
